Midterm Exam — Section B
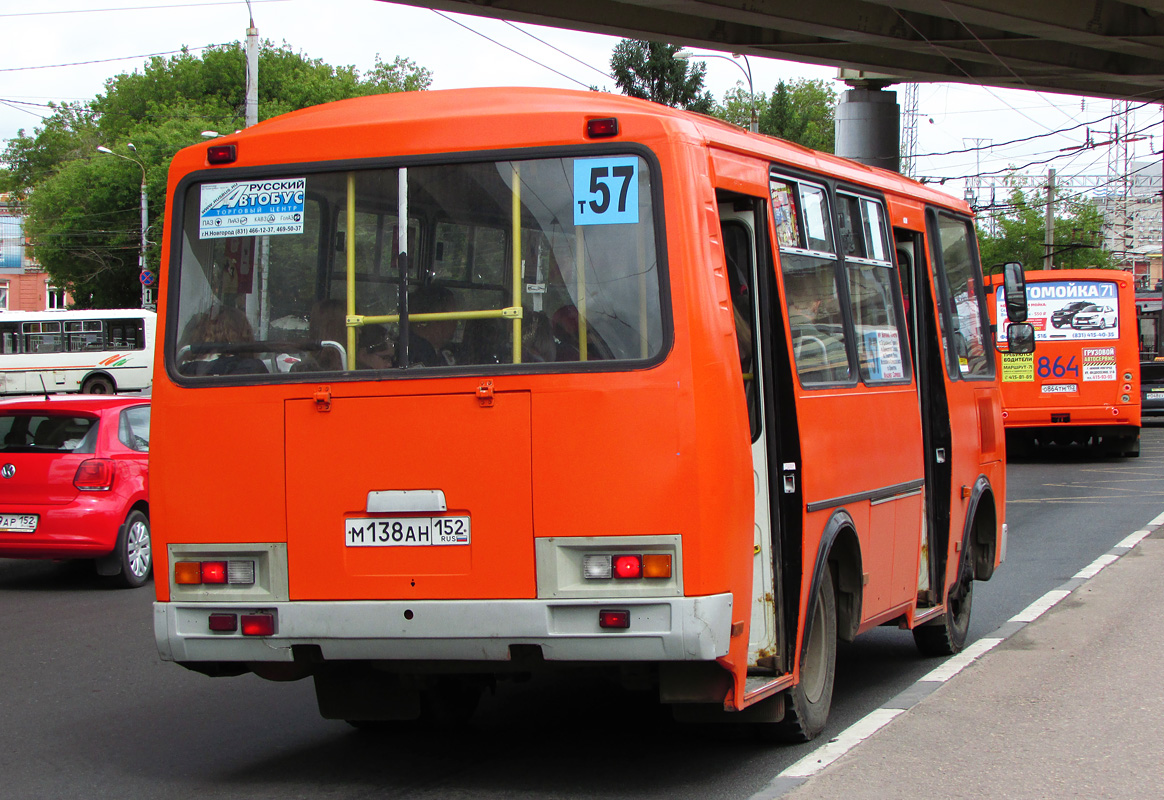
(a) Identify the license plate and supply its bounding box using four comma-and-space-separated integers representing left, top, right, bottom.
0, 514, 38, 533
345, 516, 470, 547
1041, 384, 1078, 394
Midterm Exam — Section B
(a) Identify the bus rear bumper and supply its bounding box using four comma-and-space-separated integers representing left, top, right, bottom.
153, 594, 734, 665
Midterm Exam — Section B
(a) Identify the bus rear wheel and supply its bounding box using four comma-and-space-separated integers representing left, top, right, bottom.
914, 561, 973, 657
82, 375, 115, 394
775, 565, 837, 742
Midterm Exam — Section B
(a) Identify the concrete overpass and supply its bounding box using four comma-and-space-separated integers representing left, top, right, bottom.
381, 1, 1164, 102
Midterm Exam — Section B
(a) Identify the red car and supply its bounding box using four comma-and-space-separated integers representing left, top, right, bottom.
0, 395, 150, 588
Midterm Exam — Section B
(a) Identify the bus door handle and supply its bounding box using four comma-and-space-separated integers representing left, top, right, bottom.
782, 462, 797, 493
935, 448, 946, 463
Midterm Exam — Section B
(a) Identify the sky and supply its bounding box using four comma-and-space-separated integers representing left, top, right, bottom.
2, 0, 1162, 211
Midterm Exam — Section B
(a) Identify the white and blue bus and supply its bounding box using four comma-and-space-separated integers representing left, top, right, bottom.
0, 309, 156, 394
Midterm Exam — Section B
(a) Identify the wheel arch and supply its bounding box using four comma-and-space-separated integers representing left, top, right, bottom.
804, 510, 862, 648
81, 370, 117, 392
962, 474, 997, 582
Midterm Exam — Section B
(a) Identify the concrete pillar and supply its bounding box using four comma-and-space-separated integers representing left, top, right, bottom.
835, 86, 900, 172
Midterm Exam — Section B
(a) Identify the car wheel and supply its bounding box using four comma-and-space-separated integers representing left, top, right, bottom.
113, 510, 152, 588
82, 375, 115, 394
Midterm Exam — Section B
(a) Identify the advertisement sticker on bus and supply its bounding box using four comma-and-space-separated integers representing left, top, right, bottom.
1001, 352, 1034, 382
199, 179, 306, 239
996, 280, 1119, 342
1082, 346, 1117, 381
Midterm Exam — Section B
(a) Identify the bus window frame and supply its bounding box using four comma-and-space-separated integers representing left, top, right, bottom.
771, 166, 913, 390
926, 207, 996, 382
163, 143, 675, 387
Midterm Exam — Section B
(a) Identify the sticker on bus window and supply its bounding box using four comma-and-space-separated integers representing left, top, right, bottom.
573, 157, 639, 226
1000, 353, 1034, 382
199, 178, 306, 239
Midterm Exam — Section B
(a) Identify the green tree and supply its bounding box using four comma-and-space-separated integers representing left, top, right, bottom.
759, 79, 836, 152
977, 185, 1119, 275
711, 78, 836, 151
1, 42, 431, 308
610, 39, 715, 113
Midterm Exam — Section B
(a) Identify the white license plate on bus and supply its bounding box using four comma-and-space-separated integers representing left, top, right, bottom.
1041, 384, 1078, 394
0, 514, 38, 533
345, 516, 470, 547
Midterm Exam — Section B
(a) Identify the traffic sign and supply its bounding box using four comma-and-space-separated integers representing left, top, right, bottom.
140, 270, 156, 286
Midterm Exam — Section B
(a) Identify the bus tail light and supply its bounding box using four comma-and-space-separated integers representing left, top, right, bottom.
613, 555, 642, 579
207, 144, 236, 164
174, 560, 256, 585
73, 459, 115, 491
586, 117, 619, 138
582, 553, 671, 580
598, 609, 630, 629
208, 613, 238, 632
241, 613, 275, 636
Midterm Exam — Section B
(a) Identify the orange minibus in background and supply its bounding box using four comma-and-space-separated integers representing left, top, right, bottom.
990, 268, 1140, 457
151, 87, 1021, 740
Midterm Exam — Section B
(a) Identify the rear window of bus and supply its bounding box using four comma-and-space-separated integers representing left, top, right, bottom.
169, 152, 667, 380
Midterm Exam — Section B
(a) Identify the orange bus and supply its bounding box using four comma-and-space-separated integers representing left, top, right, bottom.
990, 268, 1140, 457
151, 87, 1021, 740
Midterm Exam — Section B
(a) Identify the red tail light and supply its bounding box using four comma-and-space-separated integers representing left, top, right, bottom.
241, 613, 275, 636
74, 459, 115, 491
207, 143, 236, 164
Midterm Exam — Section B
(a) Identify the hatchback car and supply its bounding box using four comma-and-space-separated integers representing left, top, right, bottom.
0, 395, 150, 587
1071, 304, 1117, 330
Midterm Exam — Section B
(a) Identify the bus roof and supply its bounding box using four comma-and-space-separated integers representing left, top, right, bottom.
175, 86, 970, 214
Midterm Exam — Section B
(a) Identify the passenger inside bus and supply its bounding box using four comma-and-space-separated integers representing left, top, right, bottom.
407, 284, 459, 367
291, 299, 347, 372
177, 307, 268, 376
784, 272, 849, 381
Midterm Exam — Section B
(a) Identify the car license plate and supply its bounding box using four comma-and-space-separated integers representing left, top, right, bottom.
345, 516, 470, 547
0, 514, 38, 533
1041, 384, 1078, 394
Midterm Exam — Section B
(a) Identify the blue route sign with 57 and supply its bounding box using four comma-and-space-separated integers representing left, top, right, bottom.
573, 157, 639, 226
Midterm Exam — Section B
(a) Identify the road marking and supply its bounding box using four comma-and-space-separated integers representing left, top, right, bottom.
1074, 552, 1118, 579
919, 636, 1003, 682
1010, 589, 1071, 623
1118, 529, 1153, 548
778, 708, 903, 778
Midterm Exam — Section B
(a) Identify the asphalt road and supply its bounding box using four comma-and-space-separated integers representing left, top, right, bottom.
3, 423, 1163, 799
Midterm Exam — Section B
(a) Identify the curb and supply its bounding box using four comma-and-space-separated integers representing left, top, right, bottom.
749, 510, 1164, 800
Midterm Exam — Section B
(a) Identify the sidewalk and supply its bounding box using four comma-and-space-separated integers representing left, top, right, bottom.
763, 527, 1164, 800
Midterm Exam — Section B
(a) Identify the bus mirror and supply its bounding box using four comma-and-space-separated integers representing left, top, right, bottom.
1002, 262, 1028, 323
1007, 322, 1035, 354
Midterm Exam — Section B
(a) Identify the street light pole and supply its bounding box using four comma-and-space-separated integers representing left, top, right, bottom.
97, 144, 152, 309
675, 48, 757, 133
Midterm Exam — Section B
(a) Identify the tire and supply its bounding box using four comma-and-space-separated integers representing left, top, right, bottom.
112, 509, 152, 588
914, 554, 973, 657
776, 565, 837, 742
82, 375, 115, 395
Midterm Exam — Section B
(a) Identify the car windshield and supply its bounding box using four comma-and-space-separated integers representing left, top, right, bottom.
0, 413, 98, 453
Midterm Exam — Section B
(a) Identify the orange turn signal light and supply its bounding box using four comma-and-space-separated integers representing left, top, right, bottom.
643, 554, 672, 578
174, 561, 202, 584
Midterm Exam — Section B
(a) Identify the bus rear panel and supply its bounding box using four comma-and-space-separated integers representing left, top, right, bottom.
992, 269, 1140, 456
